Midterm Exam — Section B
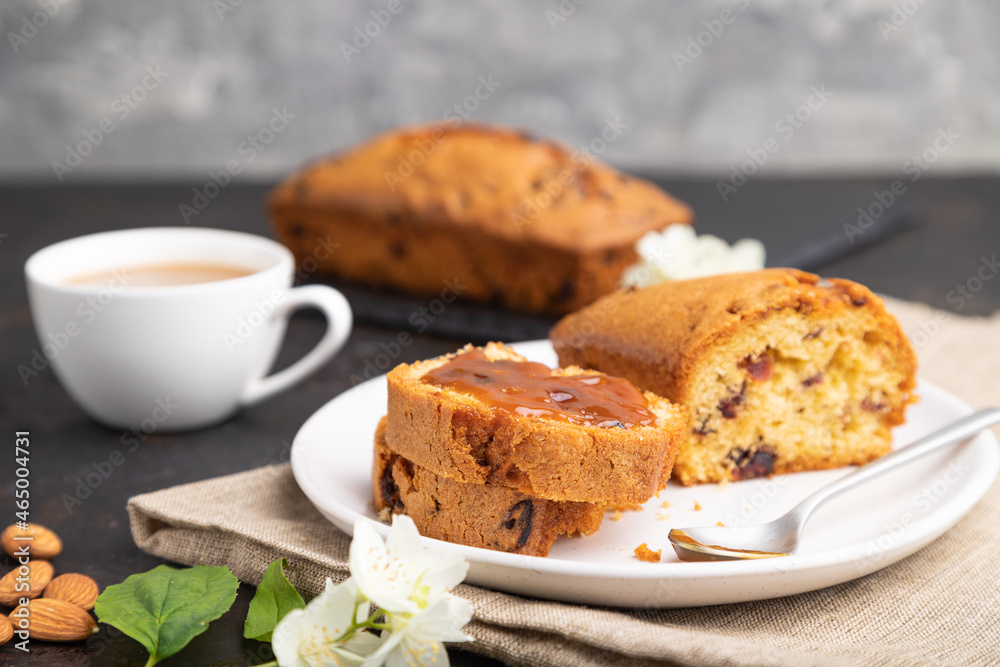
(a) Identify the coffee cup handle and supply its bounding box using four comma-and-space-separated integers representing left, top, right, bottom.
240, 285, 353, 406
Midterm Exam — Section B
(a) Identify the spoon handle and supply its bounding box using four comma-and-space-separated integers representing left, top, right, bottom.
793, 407, 1000, 521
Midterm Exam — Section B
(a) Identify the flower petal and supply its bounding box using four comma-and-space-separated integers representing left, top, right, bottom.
385, 514, 424, 559
387, 635, 449, 667
273, 580, 379, 667
350, 519, 389, 588
366, 594, 473, 667
272, 608, 307, 667
410, 595, 474, 643
412, 550, 469, 595
351, 519, 424, 614
350, 515, 471, 617
305, 582, 361, 641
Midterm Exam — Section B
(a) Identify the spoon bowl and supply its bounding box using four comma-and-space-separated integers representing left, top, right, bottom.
669, 408, 1000, 562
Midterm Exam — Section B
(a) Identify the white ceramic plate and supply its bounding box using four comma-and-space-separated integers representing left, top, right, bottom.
291, 340, 1000, 608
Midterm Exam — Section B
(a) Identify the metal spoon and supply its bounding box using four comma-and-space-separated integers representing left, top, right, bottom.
668, 408, 1000, 562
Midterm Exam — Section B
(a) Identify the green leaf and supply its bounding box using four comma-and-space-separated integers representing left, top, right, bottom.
244, 557, 306, 642
94, 564, 239, 666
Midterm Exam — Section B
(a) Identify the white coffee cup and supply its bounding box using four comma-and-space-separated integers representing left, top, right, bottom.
24, 227, 353, 430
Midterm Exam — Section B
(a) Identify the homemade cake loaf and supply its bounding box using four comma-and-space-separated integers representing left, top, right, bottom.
269, 123, 693, 314
385, 342, 687, 504
372, 418, 604, 557
550, 269, 918, 485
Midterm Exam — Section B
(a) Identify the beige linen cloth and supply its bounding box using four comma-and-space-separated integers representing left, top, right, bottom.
128, 299, 1000, 667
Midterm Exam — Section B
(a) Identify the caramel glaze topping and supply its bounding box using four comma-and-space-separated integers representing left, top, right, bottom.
421, 349, 656, 428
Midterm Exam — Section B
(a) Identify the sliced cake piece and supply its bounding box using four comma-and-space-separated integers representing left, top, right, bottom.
385, 342, 687, 504
373, 418, 603, 557
550, 268, 918, 485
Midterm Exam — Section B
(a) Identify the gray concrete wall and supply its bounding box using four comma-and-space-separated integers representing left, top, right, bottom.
0, 0, 996, 182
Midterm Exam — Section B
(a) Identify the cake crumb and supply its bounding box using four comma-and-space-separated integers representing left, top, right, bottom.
660, 500, 672, 509
716, 521, 726, 527
656, 512, 671, 522
608, 503, 643, 512
693, 501, 703, 511
634, 543, 662, 562
611, 509, 623, 521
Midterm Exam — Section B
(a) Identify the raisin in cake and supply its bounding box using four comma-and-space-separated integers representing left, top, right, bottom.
385, 342, 687, 504
550, 269, 917, 485
373, 418, 603, 557
269, 123, 692, 314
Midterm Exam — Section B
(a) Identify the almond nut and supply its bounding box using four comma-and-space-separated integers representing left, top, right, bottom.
7, 598, 98, 642
43, 573, 99, 611
0, 560, 54, 606
1, 523, 62, 560
0, 615, 12, 646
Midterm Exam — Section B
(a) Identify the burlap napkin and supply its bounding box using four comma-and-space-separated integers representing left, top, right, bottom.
128, 298, 1000, 667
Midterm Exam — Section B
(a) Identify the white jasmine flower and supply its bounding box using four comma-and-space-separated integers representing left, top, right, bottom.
350, 515, 469, 615
621, 224, 766, 287
364, 594, 474, 667
274, 517, 473, 667
273, 578, 383, 667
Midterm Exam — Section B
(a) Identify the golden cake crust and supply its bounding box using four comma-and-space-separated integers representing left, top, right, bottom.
384, 342, 687, 504
552, 269, 916, 409
551, 269, 918, 484
269, 122, 693, 313
372, 417, 604, 558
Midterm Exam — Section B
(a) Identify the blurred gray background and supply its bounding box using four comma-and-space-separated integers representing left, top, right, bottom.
0, 0, 997, 182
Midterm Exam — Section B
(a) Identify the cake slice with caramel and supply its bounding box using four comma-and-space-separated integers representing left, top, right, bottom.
382, 342, 687, 505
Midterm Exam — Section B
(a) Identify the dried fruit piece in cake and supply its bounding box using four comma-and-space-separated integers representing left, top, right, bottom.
551, 268, 917, 485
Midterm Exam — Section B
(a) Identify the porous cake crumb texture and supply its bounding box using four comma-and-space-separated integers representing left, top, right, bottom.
551, 269, 917, 485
